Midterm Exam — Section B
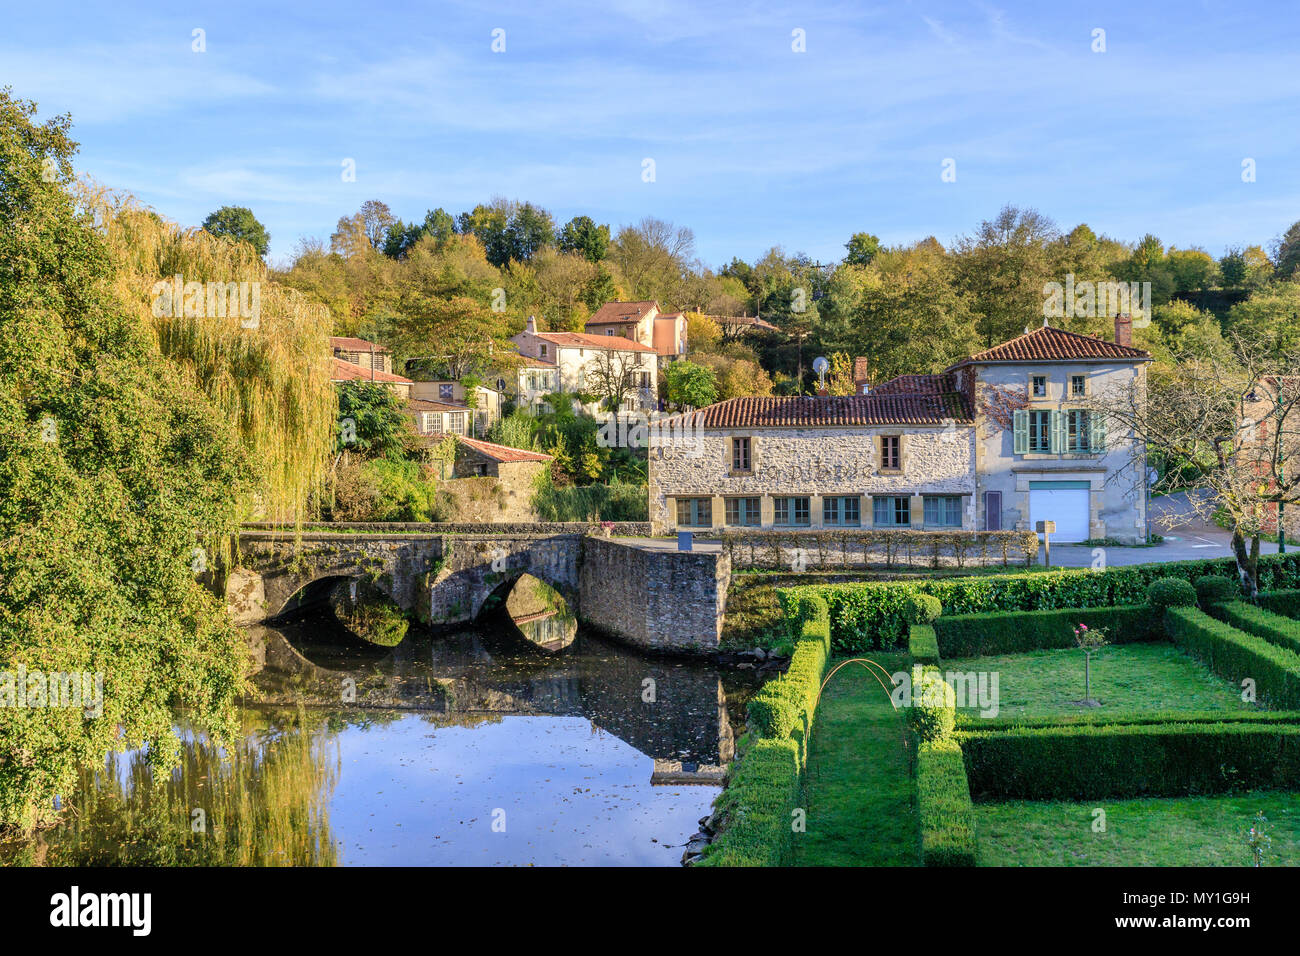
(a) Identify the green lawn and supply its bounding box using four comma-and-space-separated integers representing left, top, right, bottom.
794, 653, 917, 866
944, 644, 1254, 719
976, 794, 1300, 866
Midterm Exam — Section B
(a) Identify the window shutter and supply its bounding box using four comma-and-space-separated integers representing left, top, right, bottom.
1013, 410, 1029, 454
1051, 410, 1067, 453
1089, 411, 1107, 452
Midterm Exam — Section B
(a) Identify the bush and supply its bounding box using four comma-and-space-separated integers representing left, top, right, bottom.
1259, 589, 1300, 620
331, 458, 442, 522
907, 666, 956, 742
907, 593, 943, 624
917, 738, 978, 866
960, 721, 1300, 801
746, 596, 832, 764
531, 479, 647, 522
1164, 607, 1300, 709
775, 553, 1300, 651
1147, 577, 1197, 610
909, 624, 940, 665
932, 605, 1162, 658
1195, 574, 1239, 607
695, 738, 800, 867
1206, 602, 1300, 657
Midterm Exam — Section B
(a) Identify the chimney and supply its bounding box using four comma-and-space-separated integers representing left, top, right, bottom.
853, 356, 870, 393
815, 385, 829, 397
526, 315, 537, 334
1114, 313, 1132, 347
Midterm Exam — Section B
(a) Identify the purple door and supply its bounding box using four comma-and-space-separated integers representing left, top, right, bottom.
984, 491, 1002, 531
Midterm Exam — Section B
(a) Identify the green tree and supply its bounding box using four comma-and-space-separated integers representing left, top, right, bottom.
0, 90, 251, 831
1275, 220, 1300, 279
663, 360, 718, 408
558, 215, 611, 262
202, 204, 270, 256
335, 382, 413, 459
844, 232, 880, 266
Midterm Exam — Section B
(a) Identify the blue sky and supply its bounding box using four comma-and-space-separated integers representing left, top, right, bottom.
6, 0, 1299, 266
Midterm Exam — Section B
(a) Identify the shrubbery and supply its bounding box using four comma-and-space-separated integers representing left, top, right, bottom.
917, 738, 978, 866
908, 624, 940, 665
776, 553, 1300, 651
331, 457, 447, 522
1147, 577, 1197, 610
907, 666, 956, 742
1194, 574, 1240, 607
700, 595, 833, 866
1164, 606, 1300, 709
531, 476, 647, 522
1259, 589, 1300, 620
1206, 602, 1300, 656
932, 604, 1162, 657
960, 722, 1300, 800
907, 593, 943, 624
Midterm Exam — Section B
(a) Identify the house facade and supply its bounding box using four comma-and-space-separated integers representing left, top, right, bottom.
409, 380, 503, 435
649, 319, 1151, 543
584, 300, 687, 365
331, 336, 393, 374
511, 316, 658, 412
331, 357, 413, 399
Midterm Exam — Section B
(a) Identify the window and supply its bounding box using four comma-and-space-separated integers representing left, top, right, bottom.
1071, 375, 1086, 397
774, 496, 810, 526
1067, 409, 1091, 452
873, 496, 911, 527
676, 497, 712, 527
1028, 410, 1052, 452
731, 437, 752, 473
1032, 375, 1048, 397
605, 329, 613, 335
924, 495, 963, 527
539, 344, 548, 358
439, 383, 455, 401
880, 435, 901, 470
471, 463, 489, 477
823, 496, 861, 526
725, 497, 761, 527
446, 412, 467, 435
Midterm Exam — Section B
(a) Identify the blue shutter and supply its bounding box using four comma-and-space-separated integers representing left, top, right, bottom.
1089, 411, 1107, 452
1013, 410, 1029, 454
1051, 410, 1067, 454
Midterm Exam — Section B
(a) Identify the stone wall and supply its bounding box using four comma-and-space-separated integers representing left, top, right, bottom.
578, 536, 729, 653
241, 520, 654, 535
648, 424, 976, 533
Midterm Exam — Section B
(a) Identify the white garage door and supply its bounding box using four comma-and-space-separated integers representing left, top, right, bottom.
1029, 482, 1090, 542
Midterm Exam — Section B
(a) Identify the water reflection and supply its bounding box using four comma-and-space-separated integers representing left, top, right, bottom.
4, 612, 760, 867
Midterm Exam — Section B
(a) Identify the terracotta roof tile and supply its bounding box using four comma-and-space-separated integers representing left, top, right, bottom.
535, 331, 656, 353
586, 301, 659, 325
673, 392, 972, 428
331, 358, 412, 384
330, 336, 391, 353
426, 433, 553, 463
949, 325, 1149, 367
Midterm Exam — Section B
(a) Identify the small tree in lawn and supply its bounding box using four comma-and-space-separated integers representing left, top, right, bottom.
1072, 623, 1110, 706
1247, 812, 1272, 867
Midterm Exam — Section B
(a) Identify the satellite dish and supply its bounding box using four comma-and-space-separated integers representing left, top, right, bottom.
812, 356, 829, 375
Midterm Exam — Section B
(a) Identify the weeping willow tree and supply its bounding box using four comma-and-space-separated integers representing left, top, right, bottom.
0, 711, 340, 866
75, 183, 336, 525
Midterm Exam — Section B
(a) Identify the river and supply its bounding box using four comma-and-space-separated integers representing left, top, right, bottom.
2, 602, 761, 867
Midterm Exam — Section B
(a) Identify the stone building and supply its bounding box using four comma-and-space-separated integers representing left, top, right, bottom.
331, 336, 393, 374
433, 434, 554, 523
650, 319, 1152, 543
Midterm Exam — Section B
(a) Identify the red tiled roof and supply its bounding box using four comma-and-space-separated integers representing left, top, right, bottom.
515, 355, 557, 368
674, 392, 972, 428
407, 398, 468, 412
330, 336, 392, 353
331, 358, 412, 384
711, 314, 780, 332
586, 301, 659, 325
870, 373, 952, 395
949, 325, 1149, 367
535, 331, 656, 353
426, 433, 553, 463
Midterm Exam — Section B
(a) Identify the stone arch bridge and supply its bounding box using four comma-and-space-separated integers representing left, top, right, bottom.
229, 529, 584, 630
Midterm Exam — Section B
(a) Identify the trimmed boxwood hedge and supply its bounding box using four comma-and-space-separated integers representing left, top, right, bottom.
700, 594, 833, 866
1164, 606, 1300, 710
960, 722, 1300, 801
777, 552, 1300, 651
917, 738, 977, 867
1207, 601, 1300, 656
957, 709, 1300, 733
695, 738, 800, 866
1259, 589, 1300, 620
908, 623, 940, 665
932, 604, 1163, 658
